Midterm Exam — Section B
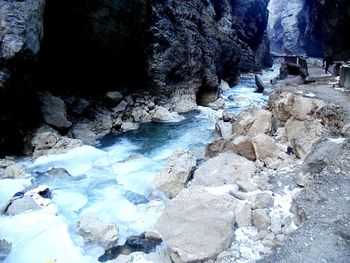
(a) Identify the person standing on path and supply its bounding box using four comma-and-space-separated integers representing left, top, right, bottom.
323, 54, 334, 74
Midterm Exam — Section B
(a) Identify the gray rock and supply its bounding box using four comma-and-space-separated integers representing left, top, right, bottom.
236, 204, 252, 227
113, 100, 129, 114
192, 152, 256, 187
251, 193, 274, 209
156, 187, 237, 262
71, 98, 90, 115
153, 150, 196, 198
5, 196, 41, 216
106, 91, 123, 106
40, 94, 72, 130
77, 216, 119, 249
253, 209, 271, 231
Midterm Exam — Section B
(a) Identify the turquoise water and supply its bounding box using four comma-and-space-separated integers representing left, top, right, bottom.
0, 72, 276, 263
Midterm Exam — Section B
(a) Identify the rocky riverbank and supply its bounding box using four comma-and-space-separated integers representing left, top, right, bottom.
1, 69, 349, 262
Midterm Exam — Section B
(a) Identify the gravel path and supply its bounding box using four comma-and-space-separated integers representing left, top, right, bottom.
259, 78, 350, 263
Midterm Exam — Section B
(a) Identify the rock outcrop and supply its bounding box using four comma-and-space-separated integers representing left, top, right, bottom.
153, 150, 196, 198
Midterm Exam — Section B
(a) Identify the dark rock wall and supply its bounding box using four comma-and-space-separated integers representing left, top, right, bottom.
0, 0, 45, 155
268, 0, 350, 59
299, 0, 350, 58
0, 0, 272, 155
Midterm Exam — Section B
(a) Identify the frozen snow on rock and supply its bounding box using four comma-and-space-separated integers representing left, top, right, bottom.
0, 179, 32, 209
0, 210, 94, 263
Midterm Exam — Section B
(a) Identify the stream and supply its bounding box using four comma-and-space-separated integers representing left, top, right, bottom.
0, 65, 280, 263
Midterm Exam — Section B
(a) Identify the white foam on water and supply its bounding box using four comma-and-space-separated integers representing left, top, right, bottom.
0, 209, 94, 263
30, 145, 107, 176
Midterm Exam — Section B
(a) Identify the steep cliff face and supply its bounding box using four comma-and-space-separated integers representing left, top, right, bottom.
299, 0, 350, 58
0, 0, 272, 155
268, 0, 305, 55
268, 0, 350, 58
147, 0, 272, 106
0, 0, 45, 155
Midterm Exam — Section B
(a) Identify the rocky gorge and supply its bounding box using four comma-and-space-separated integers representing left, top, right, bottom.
1, 0, 350, 263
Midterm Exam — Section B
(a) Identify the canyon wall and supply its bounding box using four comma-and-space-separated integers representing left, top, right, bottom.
268, 0, 350, 58
0, 0, 272, 155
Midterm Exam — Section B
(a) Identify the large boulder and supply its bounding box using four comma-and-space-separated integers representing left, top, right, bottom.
231, 135, 256, 161
31, 127, 83, 157
268, 92, 325, 126
39, 94, 72, 130
0, 159, 26, 179
151, 106, 182, 122
156, 187, 237, 262
252, 134, 280, 166
77, 216, 119, 249
285, 117, 325, 158
215, 120, 233, 140
171, 89, 198, 113
192, 152, 255, 187
5, 196, 41, 216
153, 150, 196, 198
233, 108, 272, 137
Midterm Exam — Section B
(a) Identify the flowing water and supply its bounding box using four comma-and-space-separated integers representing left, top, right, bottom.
0, 66, 280, 263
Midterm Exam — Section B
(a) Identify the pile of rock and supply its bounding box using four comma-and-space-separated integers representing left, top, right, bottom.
30, 91, 187, 157
148, 90, 344, 263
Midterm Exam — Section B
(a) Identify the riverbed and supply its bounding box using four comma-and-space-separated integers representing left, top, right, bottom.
0, 66, 280, 263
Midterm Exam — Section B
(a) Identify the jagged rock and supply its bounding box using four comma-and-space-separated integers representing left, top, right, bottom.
209, 98, 226, 110
153, 150, 196, 198
219, 80, 230, 92
77, 216, 119, 249
156, 187, 237, 263
0, 159, 26, 179
233, 108, 272, 137
252, 134, 279, 166
5, 196, 41, 216
205, 138, 227, 159
71, 122, 97, 144
231, 135, 256, 161
39, 94, 72, 130
113, 100, 129, 114
268, 92, 325, 126
192, 152, 256, 187
215, 120, 233, 139
106, 91, 123, 106
31, 128, 83, 157
151, 106, 181, 122
285, 117, 325, 158
302, 139, 344, 175
120, 122, 140, 132
236, 204, 252, 227
111, 251, 171, 263
250, 193, 274, 209
71, 98, 90, 115
171, 89, 197, 113
253, 209, 271, 231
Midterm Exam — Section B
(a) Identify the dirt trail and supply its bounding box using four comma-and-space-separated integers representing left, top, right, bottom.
259, 78, 350, 263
